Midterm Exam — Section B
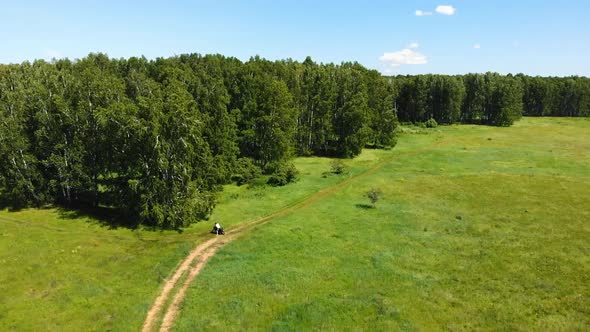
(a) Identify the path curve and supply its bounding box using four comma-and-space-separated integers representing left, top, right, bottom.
141, 140, 444, 332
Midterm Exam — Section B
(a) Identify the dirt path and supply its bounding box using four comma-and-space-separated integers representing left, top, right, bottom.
141, 140, 444, 332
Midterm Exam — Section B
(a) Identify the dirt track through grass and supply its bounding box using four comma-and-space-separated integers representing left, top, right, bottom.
141, 140, 446, 332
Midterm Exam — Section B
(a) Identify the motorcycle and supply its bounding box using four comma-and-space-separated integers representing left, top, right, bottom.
210, 226, 225, 235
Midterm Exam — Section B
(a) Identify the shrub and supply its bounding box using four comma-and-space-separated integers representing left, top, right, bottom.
425, 118, 438, 128
330, 160, 348, 175
267, 162, 299, 186
231, 158, 262, 186
366, 187, 382, 207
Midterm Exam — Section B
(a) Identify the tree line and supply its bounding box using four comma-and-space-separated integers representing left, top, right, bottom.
390, 72, 590, 126
1, 53, 588, 228
0, 54, 396, 228
519, 75, 590, 117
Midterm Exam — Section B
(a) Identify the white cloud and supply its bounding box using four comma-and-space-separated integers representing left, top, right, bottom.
473, 44, 481, 49
408, 42, 420, 49
435, 5, 456, 15
379, 48, 428, 67
415, 10, 432, 16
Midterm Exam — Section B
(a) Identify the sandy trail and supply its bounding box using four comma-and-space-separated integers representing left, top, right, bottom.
141, 141, 444, 332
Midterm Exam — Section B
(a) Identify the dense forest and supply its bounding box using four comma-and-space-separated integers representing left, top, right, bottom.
0, 54, 397, 228
0, 53, 588, 228
392, 73, 590, 125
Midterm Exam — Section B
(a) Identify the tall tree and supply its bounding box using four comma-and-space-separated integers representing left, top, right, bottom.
366, 70, 397, 147
332, 63, 370, 157
0, 64, 46, 206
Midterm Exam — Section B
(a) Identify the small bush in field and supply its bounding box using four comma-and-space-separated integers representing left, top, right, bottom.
425, 118, 438, 128
366, 188, 382, 207
330, 160, 348, 175
267, 162, 298, 186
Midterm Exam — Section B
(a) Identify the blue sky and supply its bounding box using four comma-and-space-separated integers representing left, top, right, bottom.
1, 0, 588, 76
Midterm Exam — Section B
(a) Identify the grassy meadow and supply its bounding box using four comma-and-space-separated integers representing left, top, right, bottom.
0, 208, 194, 331
173, 117, 590, 331
1, 117, 589, 331
0, 143, 385, 331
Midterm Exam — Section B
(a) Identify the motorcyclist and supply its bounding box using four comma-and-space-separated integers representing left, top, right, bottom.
212, 222, 224, 235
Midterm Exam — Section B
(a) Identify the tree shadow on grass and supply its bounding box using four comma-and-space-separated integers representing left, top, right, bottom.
0, 192, 184, 232
56, 205, 140, 231
355, 203, 375, 210
0, 195, 32, 212
56, 205, 185, 233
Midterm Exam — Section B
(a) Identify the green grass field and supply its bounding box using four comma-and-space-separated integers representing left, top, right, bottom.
1, 117, 589, 331
173, 117, 590, 331
0, 208, 199, 331
0, 140, 385, 331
